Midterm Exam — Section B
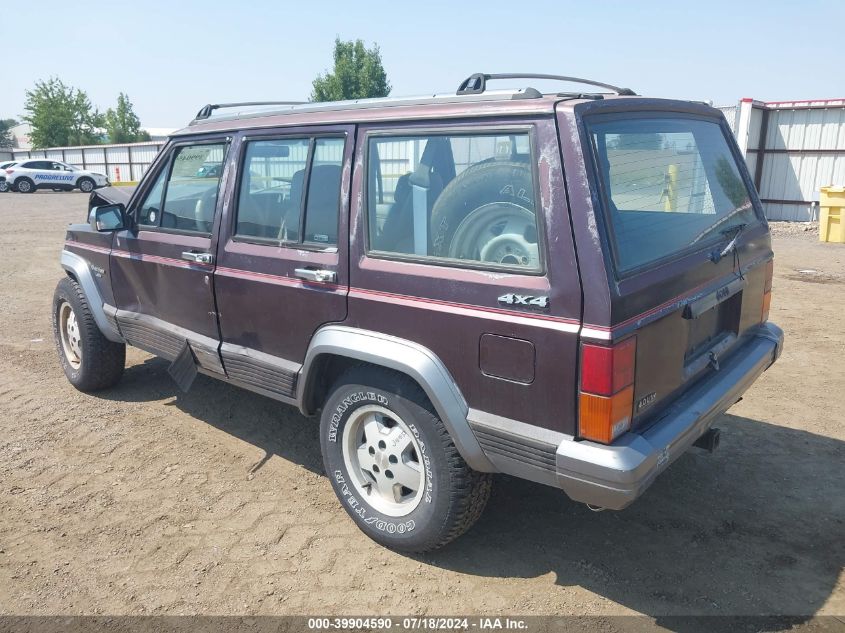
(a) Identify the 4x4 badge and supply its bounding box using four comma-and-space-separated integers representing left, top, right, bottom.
498, 293, 549, 310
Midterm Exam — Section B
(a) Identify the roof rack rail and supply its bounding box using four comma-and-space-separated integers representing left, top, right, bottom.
456, 73, 637, 97
193, 101, 306, 122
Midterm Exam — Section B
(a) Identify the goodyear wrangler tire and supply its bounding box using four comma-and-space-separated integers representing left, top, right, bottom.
52, 276, 125, 392
430, 160, 535, 261
320, 366, 492, 552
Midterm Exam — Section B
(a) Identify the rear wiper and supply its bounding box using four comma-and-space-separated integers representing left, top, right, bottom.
710, 223, 747, 263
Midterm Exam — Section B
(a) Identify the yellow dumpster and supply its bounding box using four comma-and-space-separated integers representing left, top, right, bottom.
819, 186, 845, 243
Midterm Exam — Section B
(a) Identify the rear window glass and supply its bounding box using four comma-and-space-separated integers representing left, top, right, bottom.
589, 117, 757, 273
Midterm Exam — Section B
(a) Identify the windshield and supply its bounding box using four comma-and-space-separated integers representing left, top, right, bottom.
588, 116, 758, 273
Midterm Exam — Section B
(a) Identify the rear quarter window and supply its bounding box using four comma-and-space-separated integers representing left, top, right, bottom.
366, 131, 542, 272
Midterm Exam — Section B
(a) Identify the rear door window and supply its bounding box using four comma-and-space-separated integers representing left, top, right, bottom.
235, 136, 344, 247
588, 117, 758, 273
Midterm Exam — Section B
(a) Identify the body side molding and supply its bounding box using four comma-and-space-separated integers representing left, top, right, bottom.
298, 325, 496, 472
61, 249, 123, 343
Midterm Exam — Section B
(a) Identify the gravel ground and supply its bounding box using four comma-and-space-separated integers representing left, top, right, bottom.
0, 193, 842, 624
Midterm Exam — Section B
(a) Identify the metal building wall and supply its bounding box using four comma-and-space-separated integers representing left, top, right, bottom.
729, 98, 845, 221
756, 102, 845, 220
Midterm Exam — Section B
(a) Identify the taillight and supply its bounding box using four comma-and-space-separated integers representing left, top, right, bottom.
5, 169, 13, 174
579, 337, 636, 444
762, 259, 774, 322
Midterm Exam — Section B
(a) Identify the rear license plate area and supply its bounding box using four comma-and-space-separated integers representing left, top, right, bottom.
685, 292, 741, 365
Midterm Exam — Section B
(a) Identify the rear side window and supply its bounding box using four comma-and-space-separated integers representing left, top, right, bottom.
235, 136, 344, 246
366, 131, 540, 271
135, 142, 228, 233
589, 117, 758, 273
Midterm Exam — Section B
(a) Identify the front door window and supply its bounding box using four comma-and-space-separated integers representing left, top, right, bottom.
135, 142, 228, 233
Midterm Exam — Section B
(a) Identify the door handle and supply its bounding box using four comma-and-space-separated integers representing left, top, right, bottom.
182, 251, 214, 265
295, 268, 337, 283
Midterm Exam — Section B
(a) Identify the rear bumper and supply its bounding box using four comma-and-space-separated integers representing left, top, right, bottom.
554, 322, 783, 509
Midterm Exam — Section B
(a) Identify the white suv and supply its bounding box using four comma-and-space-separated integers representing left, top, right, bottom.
5, 160, 109, 193
0, 160, 16, 192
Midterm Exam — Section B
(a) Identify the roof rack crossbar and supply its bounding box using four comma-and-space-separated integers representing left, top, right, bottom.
193, 101, 307, 122
456, 73, 636, 97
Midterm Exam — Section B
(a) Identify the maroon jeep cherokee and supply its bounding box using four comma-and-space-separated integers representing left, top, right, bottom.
53, 73, 783, 552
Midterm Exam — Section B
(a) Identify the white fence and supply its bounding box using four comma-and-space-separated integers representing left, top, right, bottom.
12, 141, 166, 183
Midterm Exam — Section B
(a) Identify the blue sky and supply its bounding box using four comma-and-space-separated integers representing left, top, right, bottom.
2, 0, 843, 128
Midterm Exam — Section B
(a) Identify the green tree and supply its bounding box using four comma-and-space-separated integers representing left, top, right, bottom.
0, 118, 16, 148
105, 93, 149, 143
310, 38, 391, 102
23, 77, 104, 148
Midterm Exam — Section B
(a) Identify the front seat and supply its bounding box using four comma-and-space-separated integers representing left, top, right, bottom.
284, 169, 306, 241
194, 185, 219, 233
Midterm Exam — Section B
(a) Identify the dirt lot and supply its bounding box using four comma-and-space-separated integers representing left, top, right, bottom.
0, 192, 842, 621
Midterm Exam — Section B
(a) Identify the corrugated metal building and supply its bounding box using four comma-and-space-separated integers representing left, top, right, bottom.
719, 98, 845, 221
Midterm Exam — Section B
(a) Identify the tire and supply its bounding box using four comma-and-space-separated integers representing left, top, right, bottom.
0, 181, 8, 193
15, 177, 34, 194
430, 160, 535, 261
77, 177, 95, 193
320, 366, 492, 552
52, 276, 125, 391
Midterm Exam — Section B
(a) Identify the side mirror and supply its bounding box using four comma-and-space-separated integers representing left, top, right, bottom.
89, 204, 128, 232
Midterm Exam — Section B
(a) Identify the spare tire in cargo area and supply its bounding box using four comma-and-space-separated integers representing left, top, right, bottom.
429, 160, 539, 269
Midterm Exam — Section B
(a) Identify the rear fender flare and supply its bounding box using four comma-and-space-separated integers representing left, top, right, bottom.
298, 325, 495, 472
60, 249, 123, 343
